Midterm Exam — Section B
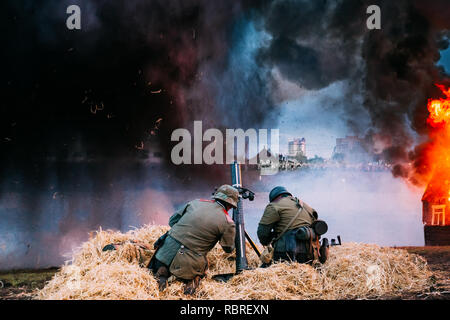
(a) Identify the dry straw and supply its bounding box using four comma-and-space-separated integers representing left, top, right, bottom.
37, 225, 433, 300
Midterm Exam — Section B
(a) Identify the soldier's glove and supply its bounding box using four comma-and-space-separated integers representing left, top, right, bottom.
222, 246, 234, 254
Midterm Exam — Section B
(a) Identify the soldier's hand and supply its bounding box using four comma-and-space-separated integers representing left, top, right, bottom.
222, 246, 234, 254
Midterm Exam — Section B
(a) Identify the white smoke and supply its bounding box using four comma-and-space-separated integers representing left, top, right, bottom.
244, 170, 425, 247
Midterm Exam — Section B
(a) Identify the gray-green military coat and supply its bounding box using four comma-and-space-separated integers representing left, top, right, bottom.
257, 195, 318, 251
156, 199, 235, 280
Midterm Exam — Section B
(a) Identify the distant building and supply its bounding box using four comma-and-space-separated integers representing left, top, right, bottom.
332, 136, 369, 163
288, 138, 306, 157
334, 136, 361, 154
247, 146, 279, 176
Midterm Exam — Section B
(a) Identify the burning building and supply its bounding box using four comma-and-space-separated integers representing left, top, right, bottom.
421, 84, 450, 246
422, 173, 450, 245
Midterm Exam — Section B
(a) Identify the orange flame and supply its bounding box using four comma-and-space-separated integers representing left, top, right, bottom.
427, 84, 450, 128
423, 84, 450, 204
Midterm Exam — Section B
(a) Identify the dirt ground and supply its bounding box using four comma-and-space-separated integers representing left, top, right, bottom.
0, 267, 59, 300
0, 246, 449, 300
392, 246, 450, 300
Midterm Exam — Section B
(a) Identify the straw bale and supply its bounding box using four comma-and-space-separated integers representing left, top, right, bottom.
37, 225, 433, 300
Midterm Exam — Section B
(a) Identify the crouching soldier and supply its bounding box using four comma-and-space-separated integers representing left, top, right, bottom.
257, 186, 329, 265
149, 185, 238, 295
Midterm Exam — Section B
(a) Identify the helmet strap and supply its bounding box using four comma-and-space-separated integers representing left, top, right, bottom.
215, 199, 230, 211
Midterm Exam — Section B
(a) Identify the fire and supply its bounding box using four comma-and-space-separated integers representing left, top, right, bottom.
422, 84, 450, 233
422, 83, 450, 205
427, 84, 450, 128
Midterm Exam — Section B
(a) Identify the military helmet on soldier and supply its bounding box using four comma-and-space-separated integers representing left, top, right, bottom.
213, 185, 239, 208
269, 186, 292, 202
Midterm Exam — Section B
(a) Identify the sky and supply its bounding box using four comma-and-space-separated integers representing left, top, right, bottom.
438, 47, 450, 74
273, 47, 450, 159
274, 81, 367, 159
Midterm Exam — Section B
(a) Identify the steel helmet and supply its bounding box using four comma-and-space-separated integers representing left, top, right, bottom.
269, 186, 292, 202
213, 185, 239, 208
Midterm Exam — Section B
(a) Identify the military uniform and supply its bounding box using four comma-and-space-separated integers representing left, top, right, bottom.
258, 194, 319, 263
149, 184, 238, 294
155, 198, 236, 280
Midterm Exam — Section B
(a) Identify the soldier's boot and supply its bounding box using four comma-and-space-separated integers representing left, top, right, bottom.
183, 276, 202, 295
155, 266, 169, 291
319, 238, 329, 264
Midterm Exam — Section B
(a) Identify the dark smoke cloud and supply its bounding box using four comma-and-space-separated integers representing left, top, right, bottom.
257, 0, 367, 90
0, 0, 257, 269
1, 1, 258, 167
3, 0, 446, 183
252, 0, 450, 185
361, 0, 450, 185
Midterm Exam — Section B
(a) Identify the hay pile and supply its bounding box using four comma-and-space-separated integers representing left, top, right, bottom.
37, 225, 433, 300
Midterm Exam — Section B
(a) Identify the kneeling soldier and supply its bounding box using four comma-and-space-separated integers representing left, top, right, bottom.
149, 185, 238, 295
257, 186, 329, 265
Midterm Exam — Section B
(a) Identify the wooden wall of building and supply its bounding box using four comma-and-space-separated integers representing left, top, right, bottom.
424, 226, 450, 246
